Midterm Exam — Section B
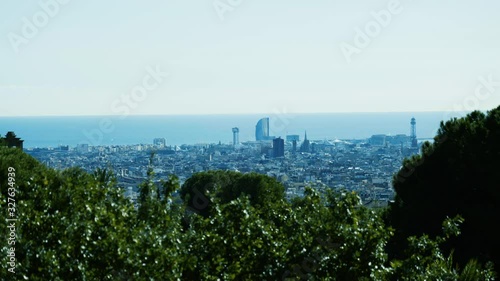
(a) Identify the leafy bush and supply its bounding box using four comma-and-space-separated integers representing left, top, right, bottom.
0, 147, 496, 280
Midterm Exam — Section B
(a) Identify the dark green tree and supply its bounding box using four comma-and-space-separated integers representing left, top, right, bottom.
385, 106, 500, 272
179, 170, 285, 218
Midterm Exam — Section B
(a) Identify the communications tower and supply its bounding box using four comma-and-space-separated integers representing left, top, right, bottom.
410, 117, 417, 148
232, 127, 239, 146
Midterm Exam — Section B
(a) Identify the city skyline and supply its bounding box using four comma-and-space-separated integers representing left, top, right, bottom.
1, 1, 500, 117
2, 112, 445, 149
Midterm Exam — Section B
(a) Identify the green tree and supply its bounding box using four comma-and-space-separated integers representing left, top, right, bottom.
161, 174, 180, 204
0, 147, 185, 280
282, 188, 392, 280
1, 145, 496, 280
92, 166, 117, 188
0, 147, 138, 280
385, 106, 500, 272
389, 216, 495, 281
179, 170, 285, 218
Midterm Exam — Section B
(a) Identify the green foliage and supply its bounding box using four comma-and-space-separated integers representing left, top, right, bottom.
162, 174, 179, 202
183, 196, 287, 280
283, 188, 393, 280
0, 148, 136, 280
460, 259, 496, 281
0, 147, 183, 280
179, 170, 285, 218
388, 216, 495, 280
0, 147, 496, 280
92, 167, 117, 188
386, 106, 500, 272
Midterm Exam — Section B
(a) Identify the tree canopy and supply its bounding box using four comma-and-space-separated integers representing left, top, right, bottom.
0, 142, 496, 279
386, 105, 500, 273
179, 170, 285, 218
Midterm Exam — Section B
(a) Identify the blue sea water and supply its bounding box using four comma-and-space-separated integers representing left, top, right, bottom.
0, 112, 468, 148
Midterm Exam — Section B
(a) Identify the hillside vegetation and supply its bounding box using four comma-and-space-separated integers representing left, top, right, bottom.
2, 106, 500, 280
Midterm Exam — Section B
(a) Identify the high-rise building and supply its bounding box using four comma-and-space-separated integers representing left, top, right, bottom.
232, 127, 239, 146
255, 118, 270, 141
273, 137, 285, 158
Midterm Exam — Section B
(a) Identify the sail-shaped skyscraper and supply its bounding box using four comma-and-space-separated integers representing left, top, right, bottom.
255, 117, 270, 141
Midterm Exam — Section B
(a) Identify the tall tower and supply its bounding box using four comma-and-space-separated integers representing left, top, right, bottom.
255, 118, 270, 141
232, 127, 239, 146
410, 117, 417, 148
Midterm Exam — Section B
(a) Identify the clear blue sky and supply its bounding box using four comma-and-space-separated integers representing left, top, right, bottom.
1, 0, 500, 116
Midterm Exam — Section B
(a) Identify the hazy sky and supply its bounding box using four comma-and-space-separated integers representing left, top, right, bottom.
1, 0, 500, 116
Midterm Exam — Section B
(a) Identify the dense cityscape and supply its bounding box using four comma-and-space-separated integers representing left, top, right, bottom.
3, 1, 498, 278
14, 117, 424, 207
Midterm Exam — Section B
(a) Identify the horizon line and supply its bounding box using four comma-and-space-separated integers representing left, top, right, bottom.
0, 109, 477, 118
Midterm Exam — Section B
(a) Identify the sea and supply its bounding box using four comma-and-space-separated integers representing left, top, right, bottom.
0, 112, 469, 148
